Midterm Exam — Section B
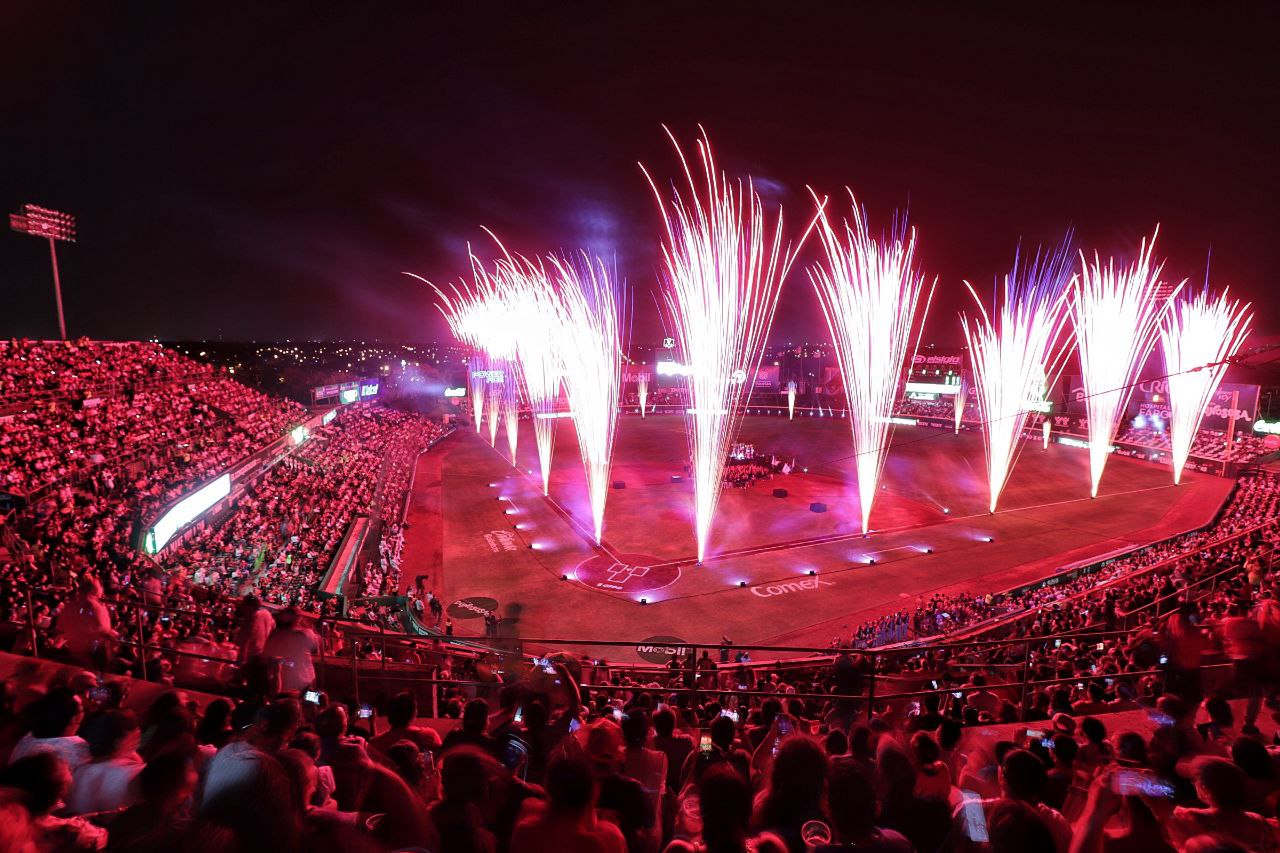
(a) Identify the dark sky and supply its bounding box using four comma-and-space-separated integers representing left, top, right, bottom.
2, 3, 1277, 345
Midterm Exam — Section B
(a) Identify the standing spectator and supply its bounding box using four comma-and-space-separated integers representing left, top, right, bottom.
262, 607, 318, 694
235, 595, 275, 663
621, 710, 667, 853
652, 708, 694, 795
1160, 602, 1206, 705
57, 575, 118, 670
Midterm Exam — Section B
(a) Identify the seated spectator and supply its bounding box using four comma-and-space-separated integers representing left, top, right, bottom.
66, 709, 143, 814
368, 691, 441, 758
0, 752, 108, 851
817, 760, 909, 852
752, 737, 828, 853
106, 752, 198, 852
512, 754, 625, 853
1168, 757, 1278, 851
9, 687, 90, 770
442, 698, 499, 756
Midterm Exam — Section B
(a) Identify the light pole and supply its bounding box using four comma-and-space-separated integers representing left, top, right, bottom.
9, 204, 76, 340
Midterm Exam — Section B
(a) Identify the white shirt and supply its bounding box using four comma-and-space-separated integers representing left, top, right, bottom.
66, 754, 143, 814
9, 734, 91, 770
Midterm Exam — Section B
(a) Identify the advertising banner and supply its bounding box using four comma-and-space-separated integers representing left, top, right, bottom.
753, 364, 780, 391
911, 348, 964, 372
1132, 380, 1259, 431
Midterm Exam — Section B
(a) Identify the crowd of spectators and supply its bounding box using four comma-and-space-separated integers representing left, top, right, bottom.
8, 340, 1280, 851
0, 339, 201, 402
1117, 423, 1273, 465
10, 542, 1280, 853
843, 473, 1280, 646
157, 404, 439, 614
0, 341, 448, 694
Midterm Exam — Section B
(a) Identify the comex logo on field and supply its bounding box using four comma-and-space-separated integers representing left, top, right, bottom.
749, 577, 833, 598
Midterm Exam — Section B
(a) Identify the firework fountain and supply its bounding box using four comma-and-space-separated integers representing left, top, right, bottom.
637, 373, 649, 418
1070, 231, 1176, 497
417, 257, 520, 445
953, 375, 968, 434
498, 259, 564, 495
644, 130, 809, 563
960, 241, 1075, 512
1158, 289, 1252, 484
469, 370, 487, 434
549, 253, 625, 545
786, 380, 797, 420
810, 191, 934, 535
502, 365, 521, 465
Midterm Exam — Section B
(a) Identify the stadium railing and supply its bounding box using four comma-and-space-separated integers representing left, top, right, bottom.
2, 585, 1239, 724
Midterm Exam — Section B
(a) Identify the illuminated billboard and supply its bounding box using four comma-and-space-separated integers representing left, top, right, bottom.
291, 425, 309, 445
145, 474, 231, 554
322, 409, 337, 425
340, 388, 359, 404
360, 382, 379, 398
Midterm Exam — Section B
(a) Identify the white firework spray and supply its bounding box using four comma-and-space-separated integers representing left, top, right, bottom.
953, 375, 968, 434
643, 128, 812, 562
961, 240, 1075, 512
549, 253, 625, 545
809, 190, 934, 535
1158, 288, 1252, 484
1071, 230, 1177, 497
498, 258, 564, 495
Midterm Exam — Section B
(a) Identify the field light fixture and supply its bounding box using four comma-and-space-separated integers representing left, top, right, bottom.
9, 204, 75, 340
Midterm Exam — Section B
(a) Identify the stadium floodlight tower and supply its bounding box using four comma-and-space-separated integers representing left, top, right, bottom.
9, 204, 76, 340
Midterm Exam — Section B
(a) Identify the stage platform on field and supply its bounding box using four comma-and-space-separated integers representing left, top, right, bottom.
403, 415, 1235, 661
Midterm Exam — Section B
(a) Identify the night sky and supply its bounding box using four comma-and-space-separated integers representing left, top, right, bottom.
2, 3, 1277, 345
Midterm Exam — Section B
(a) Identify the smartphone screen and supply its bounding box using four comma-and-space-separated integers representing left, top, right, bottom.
963, 799, 989, 843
